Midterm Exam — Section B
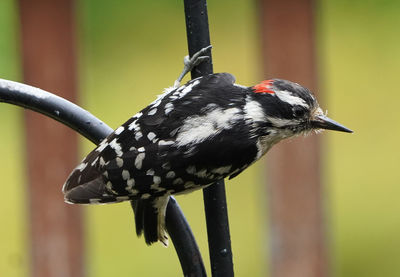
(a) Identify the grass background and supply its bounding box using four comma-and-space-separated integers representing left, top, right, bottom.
1, 0, 400, 276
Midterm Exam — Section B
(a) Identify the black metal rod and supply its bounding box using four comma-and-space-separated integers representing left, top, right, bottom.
0, 78, 111, 144
183, 1, 234, 276
167, 197, 207, 276
0, 78, 205, 276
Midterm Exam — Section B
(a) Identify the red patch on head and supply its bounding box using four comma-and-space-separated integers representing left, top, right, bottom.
253, 80, 275, 94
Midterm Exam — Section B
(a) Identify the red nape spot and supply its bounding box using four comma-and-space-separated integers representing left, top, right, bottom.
253, 80, 275, 94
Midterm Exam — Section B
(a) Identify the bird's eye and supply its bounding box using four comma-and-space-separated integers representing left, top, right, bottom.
293, 106, 306, 117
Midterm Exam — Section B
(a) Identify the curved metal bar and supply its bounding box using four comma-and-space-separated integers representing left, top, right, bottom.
0, 78, 206, 276
0, 78, 111, 144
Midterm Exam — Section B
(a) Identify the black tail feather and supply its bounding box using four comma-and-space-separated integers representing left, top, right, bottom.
130, 199, 158, 245
130, 200, 143, 237
143, 200, 158, 245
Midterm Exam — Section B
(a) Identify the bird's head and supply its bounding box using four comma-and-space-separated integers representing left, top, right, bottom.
251, 79, 352, 138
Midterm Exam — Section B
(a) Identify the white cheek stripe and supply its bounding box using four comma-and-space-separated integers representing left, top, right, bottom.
266, 116, 299, 127
275, 90, 309, 108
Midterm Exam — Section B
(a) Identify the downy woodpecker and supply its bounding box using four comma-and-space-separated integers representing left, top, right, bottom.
63, 47, 352, 246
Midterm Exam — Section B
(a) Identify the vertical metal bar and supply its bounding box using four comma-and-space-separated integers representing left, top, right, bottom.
18, 0, 84, 276
183, 1, 234, 276
258, 0, 328, 276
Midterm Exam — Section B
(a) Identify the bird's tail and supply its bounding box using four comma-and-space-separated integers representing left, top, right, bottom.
130, 195, 170, 246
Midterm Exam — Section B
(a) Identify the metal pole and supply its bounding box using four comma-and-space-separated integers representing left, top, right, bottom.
258, 0, 328, 276
183, 1, 234, 276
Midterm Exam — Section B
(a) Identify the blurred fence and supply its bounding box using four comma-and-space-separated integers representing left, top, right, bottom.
18, 0, 83, 276
259, 0, 328, 276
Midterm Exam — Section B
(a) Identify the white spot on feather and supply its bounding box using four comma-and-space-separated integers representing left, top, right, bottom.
180, 80, 200, 95
126, 178, 136, 193
96, 139, 108, 152
172, 79, 201, 100
146, 169, 155, 175
131, 112, 143, 119
211, 165, 232, 175
128, 121, 140, 131
166, 171, 175, 179
116, 196, 130, 201
195, 169, 208, 178
129, 189, 139, 195
162, 162, 171, 170
158, 140, 174, 146
135, 131, 143, 140
116, 157, 123, 167
109, 138, 123, 156
122, 170, 130, 180
164, 103, 174, 115
99, 157, 106, 166
91, 157, 99, 166
184, 181, 195, 189
127, 178, 135, 187
135, 153, 145, 169
176, 85, 186, 92
153, 176, 161, 185
141, 193, 151, 199
114, 126, 124, 135
76, 162, 87, 172
148, 108, 157, 115
186, 165, 196, 174
173, 178, 183, 185
106, 181, 118, 195
150, 183, 161, 191
147, 132, 156, 141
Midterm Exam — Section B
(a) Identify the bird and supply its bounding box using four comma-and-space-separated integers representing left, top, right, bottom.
62, 47, 352, 246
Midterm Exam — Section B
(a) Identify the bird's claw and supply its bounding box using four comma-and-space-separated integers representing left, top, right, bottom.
174, 45, 212, 87
184, 45, 212, 68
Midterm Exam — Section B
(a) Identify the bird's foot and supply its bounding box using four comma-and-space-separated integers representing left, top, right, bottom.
173, 45, 212, 88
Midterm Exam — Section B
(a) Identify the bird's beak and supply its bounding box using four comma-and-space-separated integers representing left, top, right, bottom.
311, 115, 353, 133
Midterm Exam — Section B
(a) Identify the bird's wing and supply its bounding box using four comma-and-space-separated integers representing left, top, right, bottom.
63, 73, 255, 204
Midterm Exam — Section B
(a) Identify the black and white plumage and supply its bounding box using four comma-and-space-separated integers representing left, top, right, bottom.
63, 73, 352, 245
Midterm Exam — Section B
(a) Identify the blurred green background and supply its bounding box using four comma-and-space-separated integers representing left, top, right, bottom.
1, 0, 400, 276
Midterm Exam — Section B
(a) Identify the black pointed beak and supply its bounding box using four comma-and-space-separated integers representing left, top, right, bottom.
311, 115, 353, 133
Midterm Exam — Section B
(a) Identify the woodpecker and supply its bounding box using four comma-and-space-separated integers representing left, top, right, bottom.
63, 47, 352, 246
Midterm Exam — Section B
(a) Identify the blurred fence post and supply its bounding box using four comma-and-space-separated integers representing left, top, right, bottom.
258, 0, 329, 276
18, 0, 84, 276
